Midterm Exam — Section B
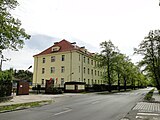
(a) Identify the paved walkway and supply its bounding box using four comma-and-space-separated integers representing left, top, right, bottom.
0, 93, 83, 107
121, 88, 160, 120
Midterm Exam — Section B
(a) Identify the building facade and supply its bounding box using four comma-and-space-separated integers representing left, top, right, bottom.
33, 39, 104, 88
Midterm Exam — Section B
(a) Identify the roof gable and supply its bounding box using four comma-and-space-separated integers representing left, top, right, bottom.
34, 39, 78, 56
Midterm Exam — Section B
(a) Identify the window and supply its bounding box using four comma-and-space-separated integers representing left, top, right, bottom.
84, 67, 86, 74
42, 68, 45, 74
95, 70, 97, 76
98, 71, 99, 76
79, 54, 81, 61
62, 55, 65, 61
92, 79, 93, 84
84, 56, 85, 63
84, 78, 86, 83
42, 79, 44, 85
61, 66, 65, 73
51, 67, 55, 73
88, 68, 90, 74
95, 80, 97, 84
51, 56, 55, 62
91, 69, 93, 75
91, 60, 93, 65
61, 78, 64, 85
95, 61, 96, 67
88, 79, 90, 85
79, 66, 80, 73
88, 58, 90, 64
42, 58, 45, 63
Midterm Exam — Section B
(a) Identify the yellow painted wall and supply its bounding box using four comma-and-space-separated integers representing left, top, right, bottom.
33, 50, 104, 88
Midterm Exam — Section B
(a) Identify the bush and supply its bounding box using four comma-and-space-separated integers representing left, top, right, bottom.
144, 88, 154, 101
51, 87, 63, 94
46, 85, 63, 94
0, 70, 13, 97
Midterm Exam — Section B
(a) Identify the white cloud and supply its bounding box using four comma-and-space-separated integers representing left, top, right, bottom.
4, 0, 160, 70
3, 47, 39, 72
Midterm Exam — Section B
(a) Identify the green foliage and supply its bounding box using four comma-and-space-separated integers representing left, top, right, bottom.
0, 69, 12, 81
134, 30, 160, 90
0, 69, 13, 97
0, 100, 52, 112
47, 85, 63, 94
97, 40, 147, 91
13, 70, 33, 82
0, 0, 30, 51
97, 40, 119, 92
144, 89, 155, 101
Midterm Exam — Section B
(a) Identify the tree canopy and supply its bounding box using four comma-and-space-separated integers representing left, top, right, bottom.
0, 0, 30, 51
134, 30, 160, 89
96, 40, 147, 92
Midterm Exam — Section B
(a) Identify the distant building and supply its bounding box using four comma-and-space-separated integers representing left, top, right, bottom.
33, 39, 104, 88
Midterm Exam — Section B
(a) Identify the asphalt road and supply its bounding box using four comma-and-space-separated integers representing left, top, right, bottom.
0, 88, 150, 120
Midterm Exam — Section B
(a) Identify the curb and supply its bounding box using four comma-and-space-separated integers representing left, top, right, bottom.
0, 100, 53, 114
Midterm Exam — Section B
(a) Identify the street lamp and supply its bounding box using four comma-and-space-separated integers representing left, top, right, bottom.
27, 65, 32, 71
0, 51, 11, 71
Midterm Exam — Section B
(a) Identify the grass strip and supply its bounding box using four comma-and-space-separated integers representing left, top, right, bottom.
0, 100, 53, 112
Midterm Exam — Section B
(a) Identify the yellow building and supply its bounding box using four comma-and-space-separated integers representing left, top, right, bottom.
33, 39, 104, 88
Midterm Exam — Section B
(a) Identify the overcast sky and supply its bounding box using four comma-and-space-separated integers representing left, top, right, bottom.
2, 0, 160, 71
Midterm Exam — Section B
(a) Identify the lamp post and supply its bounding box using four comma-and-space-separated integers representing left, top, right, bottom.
0, 51, 11, 71
27, 65, 32, 71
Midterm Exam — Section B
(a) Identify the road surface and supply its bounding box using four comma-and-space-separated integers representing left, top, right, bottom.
0, 88, 150, 120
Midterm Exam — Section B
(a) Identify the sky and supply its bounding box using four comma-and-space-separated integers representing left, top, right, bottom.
2, 0, 160, 72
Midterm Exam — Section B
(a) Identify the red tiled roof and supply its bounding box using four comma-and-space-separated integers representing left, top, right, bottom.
33, 39, 80, 57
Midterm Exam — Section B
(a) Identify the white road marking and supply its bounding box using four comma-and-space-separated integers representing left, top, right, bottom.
137, 113, 160, 116
54, 109, 72, 116
91, 101, 100, 104
136, 116, 148, 119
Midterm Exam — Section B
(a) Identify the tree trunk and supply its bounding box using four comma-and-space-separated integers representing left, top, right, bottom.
118, 72, 120, 91
123, 76, 126, 91
107, 56, 112, 92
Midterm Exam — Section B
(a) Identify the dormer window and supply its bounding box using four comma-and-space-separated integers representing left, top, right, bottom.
51, 46, 60, 52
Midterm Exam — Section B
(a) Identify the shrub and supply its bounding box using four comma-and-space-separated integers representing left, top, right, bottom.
0, 70, 12, 97
144, 88, 154, 101
46, 85, 63, 94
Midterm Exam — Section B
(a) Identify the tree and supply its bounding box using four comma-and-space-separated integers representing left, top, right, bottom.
98, 40, 119, 92
13, 69, 33, 82
0, 0, 30, 51
113, 53, 126, 91
134, 30, 160, 90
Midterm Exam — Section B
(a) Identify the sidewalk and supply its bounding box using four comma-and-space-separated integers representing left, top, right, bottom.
0, 93, 83, 107
121, 89, 160, 120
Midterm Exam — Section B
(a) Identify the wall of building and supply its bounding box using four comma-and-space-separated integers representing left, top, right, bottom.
33, 50, 104, 88
33, 51, 71, 87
